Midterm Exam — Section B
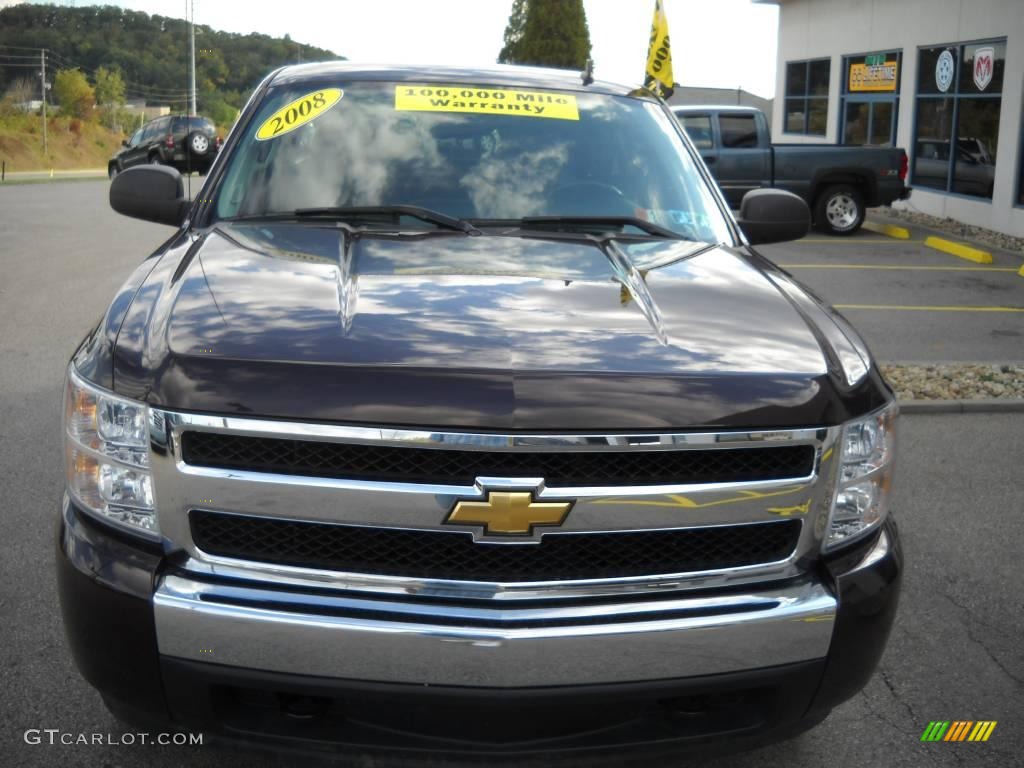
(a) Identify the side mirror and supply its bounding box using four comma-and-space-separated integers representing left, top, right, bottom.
109, 165, 189, 227
737, 189, 810, 245
121, 139, 129, 146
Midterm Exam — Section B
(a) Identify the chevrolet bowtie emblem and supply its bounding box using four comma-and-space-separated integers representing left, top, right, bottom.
446, 491, 573, 536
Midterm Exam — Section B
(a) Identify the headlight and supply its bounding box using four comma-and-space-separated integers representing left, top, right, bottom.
64, 367, 158, 537
824, 401, 897, 551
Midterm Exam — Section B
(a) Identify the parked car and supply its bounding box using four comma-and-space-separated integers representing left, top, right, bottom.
109, 114, 220, 178
672, 105, 910, 234
62, 63, 901, 760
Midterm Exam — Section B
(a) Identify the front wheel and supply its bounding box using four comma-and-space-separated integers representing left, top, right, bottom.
108, 163, 120, 180
149, 153, 162, 165
815, 184, 865, 235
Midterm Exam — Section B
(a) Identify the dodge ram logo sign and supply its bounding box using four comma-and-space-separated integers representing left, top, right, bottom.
973, 47, 994, 91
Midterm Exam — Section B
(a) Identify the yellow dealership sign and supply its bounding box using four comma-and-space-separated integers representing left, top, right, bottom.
849, 60, 898, 92
644, 0, 674, 98
395, 85, 579, 121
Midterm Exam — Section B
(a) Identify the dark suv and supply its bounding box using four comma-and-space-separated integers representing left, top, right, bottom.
109, 114, 220, 178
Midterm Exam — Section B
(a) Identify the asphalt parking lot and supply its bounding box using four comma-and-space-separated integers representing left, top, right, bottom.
759, 222, 1024, 363
1, 180, 1022, 768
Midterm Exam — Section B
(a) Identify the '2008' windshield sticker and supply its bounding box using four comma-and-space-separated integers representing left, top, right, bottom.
255, 88, 343, 140
395, 85, 579, 121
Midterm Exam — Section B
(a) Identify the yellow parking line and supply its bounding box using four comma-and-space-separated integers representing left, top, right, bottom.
780, 264, 1018, 272
923, 235, 993, 264
862, 221, 912, 239
835, 304, 1024, 312
796, 239, 919, 244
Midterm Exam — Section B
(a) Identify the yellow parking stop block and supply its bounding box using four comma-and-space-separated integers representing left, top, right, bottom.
924, 235, 993, 264
862, 220, 911, 239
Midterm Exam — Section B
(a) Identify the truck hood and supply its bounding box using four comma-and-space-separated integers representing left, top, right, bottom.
111, 222, 882, 429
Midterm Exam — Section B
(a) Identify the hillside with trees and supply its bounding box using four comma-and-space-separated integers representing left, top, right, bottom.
0, 3, 340, 128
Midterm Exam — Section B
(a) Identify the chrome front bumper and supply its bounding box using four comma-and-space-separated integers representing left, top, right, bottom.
153, 571, 837, 686
143, 410, 845, 687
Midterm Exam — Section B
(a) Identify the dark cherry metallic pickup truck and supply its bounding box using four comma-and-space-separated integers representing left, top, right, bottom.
59, 62, 901, 761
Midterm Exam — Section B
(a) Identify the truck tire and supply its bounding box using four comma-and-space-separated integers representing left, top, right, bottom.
815, 184, 865, 235
148, 153, 162, 165
108, 162, 120, 180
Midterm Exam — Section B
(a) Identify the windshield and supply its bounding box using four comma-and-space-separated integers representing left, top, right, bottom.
213, 81, 732, 243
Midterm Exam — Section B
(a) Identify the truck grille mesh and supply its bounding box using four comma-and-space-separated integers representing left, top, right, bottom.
181, 432, 815, 487
190, 511, 801, 582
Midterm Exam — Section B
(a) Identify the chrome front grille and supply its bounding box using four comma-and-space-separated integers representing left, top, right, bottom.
190, 510, 802, 581
148, 409, 840, 600
180, 431, 817, 487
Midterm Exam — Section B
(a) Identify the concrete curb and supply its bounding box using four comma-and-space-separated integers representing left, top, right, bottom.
870, 208, 1023, 265
0, 173, 107, 186
923, 235, 993, 264
862, 220, 911, 239
899, 398, 1024, 414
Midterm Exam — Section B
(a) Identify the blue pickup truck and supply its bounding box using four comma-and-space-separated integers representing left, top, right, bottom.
673, 106, 910, 235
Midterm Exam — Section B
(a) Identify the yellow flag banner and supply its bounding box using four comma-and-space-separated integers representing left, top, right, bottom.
645, 0, 674, 99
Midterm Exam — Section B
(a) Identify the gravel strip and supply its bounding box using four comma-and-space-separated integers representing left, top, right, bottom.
879, 206, 1024, 254
881, 363, 1024, 401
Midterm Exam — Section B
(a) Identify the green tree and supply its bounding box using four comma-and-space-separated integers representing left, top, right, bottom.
93, 66, 125, 106
202, 91, 239, 132
498, 0, 529, 64
53, 68, 95, 118
497, 0, 591, 70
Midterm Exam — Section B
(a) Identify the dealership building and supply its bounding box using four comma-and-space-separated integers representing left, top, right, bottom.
757, 0, 1024, 237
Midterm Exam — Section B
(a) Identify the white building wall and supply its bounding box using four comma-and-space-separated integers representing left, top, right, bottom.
771, 0, 1024, 237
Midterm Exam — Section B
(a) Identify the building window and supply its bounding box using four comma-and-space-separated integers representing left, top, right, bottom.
784, 59, 830, 136
912, 40, 1006, 200
1018, 112, 1024, 207
840, 51, 901, 147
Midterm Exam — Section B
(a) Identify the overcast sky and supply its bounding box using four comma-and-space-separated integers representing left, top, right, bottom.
6, 0, 780, 97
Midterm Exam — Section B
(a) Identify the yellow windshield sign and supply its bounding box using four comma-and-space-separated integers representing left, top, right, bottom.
255, 88, 343, 141
395, 85, 579, 121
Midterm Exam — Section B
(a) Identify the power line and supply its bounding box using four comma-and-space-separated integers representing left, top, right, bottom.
3, 46, 191, 95
3, 45, 215, 115
123, 84, 191, 94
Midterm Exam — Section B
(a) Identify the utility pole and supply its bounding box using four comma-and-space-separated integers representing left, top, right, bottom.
40, 49, 47, 155
188, 0, 197, 116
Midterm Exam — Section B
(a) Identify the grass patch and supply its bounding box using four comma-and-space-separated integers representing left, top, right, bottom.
0, 111, 123, 173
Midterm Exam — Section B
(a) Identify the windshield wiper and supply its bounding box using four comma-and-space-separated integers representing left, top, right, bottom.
515, 216, 683, 239
293, 205, 480, 234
